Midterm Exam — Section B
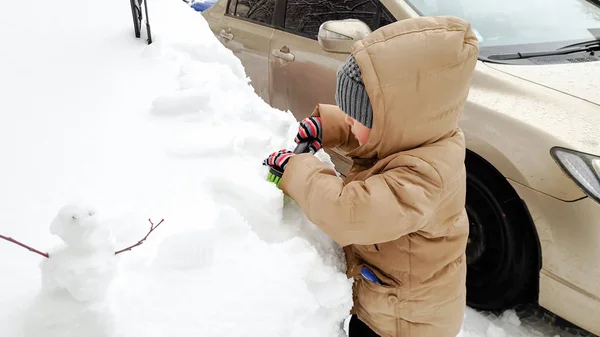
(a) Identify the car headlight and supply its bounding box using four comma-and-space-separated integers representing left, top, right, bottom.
551, 147, 600, 204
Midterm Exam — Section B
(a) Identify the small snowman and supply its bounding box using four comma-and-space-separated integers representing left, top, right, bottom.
23, 204, 118, 337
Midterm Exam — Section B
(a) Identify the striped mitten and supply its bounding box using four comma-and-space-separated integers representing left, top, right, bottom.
263, 149, 295, 173
294, 116, 323, 152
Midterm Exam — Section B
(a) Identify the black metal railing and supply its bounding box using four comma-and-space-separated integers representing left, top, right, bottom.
129, 0, 153, 44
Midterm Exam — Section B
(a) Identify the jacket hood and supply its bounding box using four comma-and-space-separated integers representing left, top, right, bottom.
346, 16, 479, 160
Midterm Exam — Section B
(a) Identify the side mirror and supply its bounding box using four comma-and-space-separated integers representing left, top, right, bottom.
318, 19, 372, 54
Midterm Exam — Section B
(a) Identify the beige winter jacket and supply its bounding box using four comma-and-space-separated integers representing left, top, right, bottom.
280, 16, 479, 337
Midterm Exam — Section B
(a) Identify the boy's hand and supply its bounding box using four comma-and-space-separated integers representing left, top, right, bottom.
263, 149, 295, 173
295, 117, 323, 152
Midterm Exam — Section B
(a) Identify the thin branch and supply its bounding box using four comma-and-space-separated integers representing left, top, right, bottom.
114, 218, 164, 255
1, 217, 164, 258
0, 234, 49, 258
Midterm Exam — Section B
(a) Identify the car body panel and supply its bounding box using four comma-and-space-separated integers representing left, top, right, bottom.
269, 29, 348, 119
464, 62, 600, 201
203, 1, 274, 102
485, 61, 600, 106
511, 181, 600, 333
380, 0, 419, 19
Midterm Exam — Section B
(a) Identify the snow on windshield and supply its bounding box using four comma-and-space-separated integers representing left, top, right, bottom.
0, 0, 584, 336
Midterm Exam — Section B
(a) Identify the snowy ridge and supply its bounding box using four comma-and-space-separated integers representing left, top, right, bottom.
106, 2, 354, 335
1, 0, 353, 335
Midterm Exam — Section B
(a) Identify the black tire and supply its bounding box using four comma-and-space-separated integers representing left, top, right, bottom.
465, 151, 541, 311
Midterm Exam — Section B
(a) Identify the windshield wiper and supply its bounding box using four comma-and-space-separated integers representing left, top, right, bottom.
557, 38, 600, 50
486, 42, 600, 61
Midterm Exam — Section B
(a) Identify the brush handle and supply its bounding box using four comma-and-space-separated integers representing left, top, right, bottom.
269, 141, 313, 178
293, 141, 312, 155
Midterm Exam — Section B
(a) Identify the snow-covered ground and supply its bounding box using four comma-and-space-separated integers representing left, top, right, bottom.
0, 0, 588, 336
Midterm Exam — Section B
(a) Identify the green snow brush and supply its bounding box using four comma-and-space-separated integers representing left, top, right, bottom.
266, 141, 312, 188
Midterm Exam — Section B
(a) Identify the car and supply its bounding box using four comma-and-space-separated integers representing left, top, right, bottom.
203, 0, 600, 334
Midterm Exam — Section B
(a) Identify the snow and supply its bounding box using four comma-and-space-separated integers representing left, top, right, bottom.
24, 205, 118, 337
0, 0, 587, 336
1, 0, 350, 336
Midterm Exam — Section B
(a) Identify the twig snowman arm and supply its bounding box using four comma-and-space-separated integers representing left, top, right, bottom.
0, 234, 49, 258
0, 217, 165, 258
114, 218, 164, 255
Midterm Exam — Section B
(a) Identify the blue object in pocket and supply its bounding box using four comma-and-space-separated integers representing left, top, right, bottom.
360, 266, 382, 285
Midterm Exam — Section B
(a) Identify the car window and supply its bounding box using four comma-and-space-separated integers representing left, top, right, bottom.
226, 0, 276, 26
284, 0, 395, 39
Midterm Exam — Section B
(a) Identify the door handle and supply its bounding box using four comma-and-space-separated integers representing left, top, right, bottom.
219, 30, 233, 41
272, 46, 295, 62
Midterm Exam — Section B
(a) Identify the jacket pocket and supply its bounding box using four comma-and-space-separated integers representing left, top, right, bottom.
360, 274, 396, 292
355, 277, 399, 337
353, 261, 402, 287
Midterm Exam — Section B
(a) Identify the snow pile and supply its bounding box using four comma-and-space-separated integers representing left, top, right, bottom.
103, 3, 354, 334
24, 205, 117, 337
0, 0, 351, 336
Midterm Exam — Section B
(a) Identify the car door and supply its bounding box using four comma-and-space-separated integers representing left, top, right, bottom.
268, 0, 395, 121
205, 0, 276, 103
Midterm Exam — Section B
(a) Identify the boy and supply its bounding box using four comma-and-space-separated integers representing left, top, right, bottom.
264, 16, 479, 337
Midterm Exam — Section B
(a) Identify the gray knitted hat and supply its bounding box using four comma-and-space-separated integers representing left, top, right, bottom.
335, 55, 373, 129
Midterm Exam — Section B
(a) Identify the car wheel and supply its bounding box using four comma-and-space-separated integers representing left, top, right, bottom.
465, 151, 541, 311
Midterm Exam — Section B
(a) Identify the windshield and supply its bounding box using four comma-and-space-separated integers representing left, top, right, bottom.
407, 0, 600, 48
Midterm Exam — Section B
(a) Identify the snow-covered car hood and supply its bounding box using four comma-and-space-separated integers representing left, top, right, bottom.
484, 61, 600, 106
